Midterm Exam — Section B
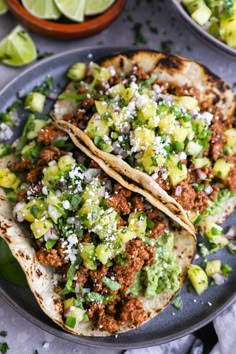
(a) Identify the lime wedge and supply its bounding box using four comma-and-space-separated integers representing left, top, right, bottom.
0, 0, 8, 15
0, 25, 37, 67
85, 0, 115, 16
22, 0, 61, 20
54, 0, 85, 22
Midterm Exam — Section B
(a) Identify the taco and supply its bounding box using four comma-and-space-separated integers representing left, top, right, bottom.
53, 50, 236, 247
0, 119, 196, 335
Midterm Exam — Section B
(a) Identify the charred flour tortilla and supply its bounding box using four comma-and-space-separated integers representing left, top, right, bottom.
53, 50, 236, 232
0, 124, 196, 336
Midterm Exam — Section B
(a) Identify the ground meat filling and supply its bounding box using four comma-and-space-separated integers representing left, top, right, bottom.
29, 175, 159, 332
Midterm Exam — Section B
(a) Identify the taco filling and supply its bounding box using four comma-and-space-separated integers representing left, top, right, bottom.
53, 51, 236, 237
0, 120, 195, 335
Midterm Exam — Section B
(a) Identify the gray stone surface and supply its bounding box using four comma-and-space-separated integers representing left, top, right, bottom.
0, 0, 235, 353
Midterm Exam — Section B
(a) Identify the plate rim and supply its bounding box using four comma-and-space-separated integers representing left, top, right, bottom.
0, 45, 236, 349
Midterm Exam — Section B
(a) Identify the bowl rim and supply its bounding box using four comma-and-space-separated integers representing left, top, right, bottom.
171, 0, 236, 57
7, 0, 126, 38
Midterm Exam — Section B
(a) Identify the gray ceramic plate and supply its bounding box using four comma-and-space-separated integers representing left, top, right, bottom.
0, 47, 236, 349
171, 0, 236, 57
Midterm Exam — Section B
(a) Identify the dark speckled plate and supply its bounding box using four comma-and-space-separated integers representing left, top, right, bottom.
0, 47, 236, 349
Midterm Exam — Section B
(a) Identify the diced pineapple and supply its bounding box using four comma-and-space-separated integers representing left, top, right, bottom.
172, 126, 188, 143
188, 264, 208, 295
203, 221, 229, 248
122, 87, 135, 104
95, 100, 111, 116
92, 210, 118, 240
165, 155, 188, 186
95, 243, 111, 265
26, 119, 47, 140
213, 158, 233, 179
90, 63, 110, 81
174, 96, 199, 110
133, 127, 155, 151
128, 211, 147, 235
111, 110, 127, 131
186, 141, 203, 156
30, 219, 53, 239
85, 114, 110, 139
225, 128, 236, 153
205, 260, 221, 277
0, 168, 20, 189
108, 83, 125, 97
67, 63, 87, 81
58, 155, 76, 172
22, 199, 45, 222
81, 183, 105, 204
193, 157, 210, 169
78, 242, 97, 270
117, 227, 137, 243
159, 113, 175, 134
42, 164, 60, 187
137, 100, 157, 128
77, 203, 101, 228
140, 146, 165, 174
25, 92, 46, 113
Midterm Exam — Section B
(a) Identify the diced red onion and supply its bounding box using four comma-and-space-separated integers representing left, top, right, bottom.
48, 91, 58, 101
78, 120, 87, 129
94, 114, 101, 121
55, 189, 62, 197
58, 180, 65, 187
121, 122, 131, 133
197, 170, 207, 180
130, 131, 135, 145
225, 227, 236, 240
64, 307, 71, 316
103, 135, 112, 145
204, 185, 213, 195
175, 186, 183, 196
109, 66, 116, 76
105, 179, 112, 192
86, 64, 91, 75
83, 168, 101, 182
212, 272, 227, 285
44, 227, 58, 241
67, 217, 80, 226
112, 141, 125, 155
228, 240, 236, 252
113, 108, 120, 114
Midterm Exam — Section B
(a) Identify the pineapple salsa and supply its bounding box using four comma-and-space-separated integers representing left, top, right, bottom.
0, 118, 181, 332
55, 60, 236, 254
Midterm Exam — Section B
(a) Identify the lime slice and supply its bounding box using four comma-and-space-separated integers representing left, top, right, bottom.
0, 25, 37, 67
54, 0, 85, 22
22, 0, 61, 20
0, 0, 8, 15
85, 0, 115, 16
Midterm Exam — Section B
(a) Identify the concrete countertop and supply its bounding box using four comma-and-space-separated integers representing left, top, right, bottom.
0, 1, 235, 353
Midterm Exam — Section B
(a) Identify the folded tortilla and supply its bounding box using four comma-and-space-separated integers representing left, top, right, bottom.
53, 50, 236, 228
0, 130, 196, 336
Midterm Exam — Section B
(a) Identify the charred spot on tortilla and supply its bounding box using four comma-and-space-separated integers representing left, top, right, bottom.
158, 56, 183, 70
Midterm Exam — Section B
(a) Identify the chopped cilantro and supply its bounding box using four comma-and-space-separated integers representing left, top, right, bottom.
0, 332, 7, 338
221, 264, 232, 277
45, 239, 57, 250
132, 23, 147, 45
29, 204, 40, 219
161, 40, 173, 54
171, 295, 183, 310
0, 342, 9, 354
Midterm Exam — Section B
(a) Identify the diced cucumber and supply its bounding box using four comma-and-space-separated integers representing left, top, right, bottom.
25, 92, 46, 113
188, 264, 208, 295
213, 158, 233, 179
67, 63, 87, 81
205, 260, 221, 277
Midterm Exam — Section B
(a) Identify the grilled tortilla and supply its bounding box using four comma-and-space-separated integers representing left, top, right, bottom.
0, 123, 196, 336
53, 50, 236, 234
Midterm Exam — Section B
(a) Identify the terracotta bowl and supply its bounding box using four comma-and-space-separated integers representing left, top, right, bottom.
7, 0, 126, 39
